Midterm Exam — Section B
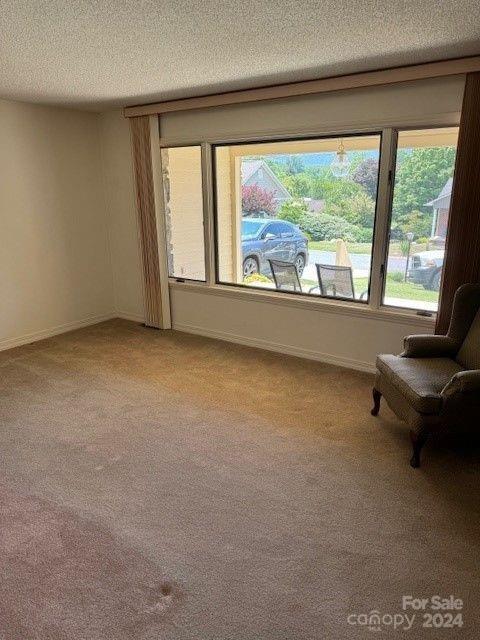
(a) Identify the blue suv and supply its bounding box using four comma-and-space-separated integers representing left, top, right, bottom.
241, 218, 309, 278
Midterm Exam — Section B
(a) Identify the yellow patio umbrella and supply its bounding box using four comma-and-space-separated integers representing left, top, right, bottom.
335, 238, 352, 268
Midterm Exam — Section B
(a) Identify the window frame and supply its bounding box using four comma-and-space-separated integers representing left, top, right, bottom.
161, 123, 458, 323
159, 143, 208, 283
378, 126, 458, 315
211, 130, 384, 306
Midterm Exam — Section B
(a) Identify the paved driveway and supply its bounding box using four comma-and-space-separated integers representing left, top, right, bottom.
304, 250, 407, 280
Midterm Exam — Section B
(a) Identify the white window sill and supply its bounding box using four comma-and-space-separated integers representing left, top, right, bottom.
169, 279, 436, 328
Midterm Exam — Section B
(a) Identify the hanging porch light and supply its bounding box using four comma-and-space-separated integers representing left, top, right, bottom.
330, 139, 350, 178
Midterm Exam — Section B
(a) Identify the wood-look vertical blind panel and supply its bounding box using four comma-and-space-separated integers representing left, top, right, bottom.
130, 115, 164, 328
436, 72, 480, 334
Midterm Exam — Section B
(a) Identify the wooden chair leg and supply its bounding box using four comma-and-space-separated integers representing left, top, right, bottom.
371, 388, 381, 416
409, 430, 428, 468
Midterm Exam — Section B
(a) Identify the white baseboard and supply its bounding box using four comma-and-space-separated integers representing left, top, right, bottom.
0, 313, 116, 352
173, 322, 375, 373
0, 310, 147, 354
1, 313, 375, 373
114, 310, 145, 323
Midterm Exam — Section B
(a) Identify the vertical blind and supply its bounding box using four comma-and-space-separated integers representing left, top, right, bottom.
130, 115, 170, 329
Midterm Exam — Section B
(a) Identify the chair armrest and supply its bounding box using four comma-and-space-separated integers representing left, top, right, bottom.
401, 335, 457, 358
442, 370, 480, 398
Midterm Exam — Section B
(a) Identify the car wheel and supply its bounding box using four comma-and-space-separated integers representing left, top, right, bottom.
429, 269, 442, 292
243, 256, 259, 277
295, 254, 306, 276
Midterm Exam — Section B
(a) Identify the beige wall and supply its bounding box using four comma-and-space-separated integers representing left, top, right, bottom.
170, 286, 434, 372
0, 98, 114, 349
99, 110, 144, 319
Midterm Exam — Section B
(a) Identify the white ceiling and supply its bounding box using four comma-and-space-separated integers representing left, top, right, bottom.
1, 0, 479, 112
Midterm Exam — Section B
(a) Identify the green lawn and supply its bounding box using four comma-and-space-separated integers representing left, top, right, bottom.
300, 275, 439, 303
353, 277, 438, 302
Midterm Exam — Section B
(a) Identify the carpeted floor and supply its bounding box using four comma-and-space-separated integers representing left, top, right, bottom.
0, 319, 479, 639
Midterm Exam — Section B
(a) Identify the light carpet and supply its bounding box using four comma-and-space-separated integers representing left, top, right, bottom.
0, 319, 478, 639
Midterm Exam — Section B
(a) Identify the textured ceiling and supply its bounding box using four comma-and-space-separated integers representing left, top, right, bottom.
1, 0, 479, 112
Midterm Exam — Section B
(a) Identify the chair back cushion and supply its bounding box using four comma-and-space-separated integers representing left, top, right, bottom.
456, 308, 480, 369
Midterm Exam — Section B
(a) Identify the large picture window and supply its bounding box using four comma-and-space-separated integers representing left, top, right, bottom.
162, 126, 458, 318
214, 135, 381, 302
382, 128, 458, 312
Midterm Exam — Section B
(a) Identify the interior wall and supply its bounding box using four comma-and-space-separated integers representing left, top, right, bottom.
0, 98, 115, 350
99, 110, 144, 320
170, 286, 434, 372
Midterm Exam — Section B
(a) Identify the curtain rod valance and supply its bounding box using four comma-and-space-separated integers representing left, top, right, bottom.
124, 56, 480, 118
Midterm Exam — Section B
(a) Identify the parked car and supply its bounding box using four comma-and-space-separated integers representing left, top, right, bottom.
241, 218, 309, 278
407, 249, 444, 291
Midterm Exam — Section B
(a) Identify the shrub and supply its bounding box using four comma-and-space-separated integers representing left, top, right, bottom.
399, 239, 411, 256
278, 199, 308, 224
388, 271, 405, 282
415, 237, 429, 245
242, 185, 276, 216
243, 273, 273, 285
298, 212, 365, 242
354, 227, 374, 243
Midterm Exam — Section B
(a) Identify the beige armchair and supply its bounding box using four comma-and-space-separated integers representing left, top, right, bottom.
371, 284, 480, 467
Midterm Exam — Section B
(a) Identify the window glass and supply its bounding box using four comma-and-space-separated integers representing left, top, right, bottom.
214, 135, 381, 301
161, 146, 205, 281
266, 223, 284, 236
383, 128, 458, 312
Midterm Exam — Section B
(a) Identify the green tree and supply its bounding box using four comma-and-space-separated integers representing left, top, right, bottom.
281, 173, 311, 198
310, 170, 363, 203
351, 158, 379, 199
264, 159, 288, 182
391, 146, 456, 231
398, 209, 431, 239
325, 191, 376, 228
285, 155, 305, 175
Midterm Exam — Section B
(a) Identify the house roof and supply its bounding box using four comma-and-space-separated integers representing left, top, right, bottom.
426, 177, 453, 208
241, 160, 292, 199
241, 160, 264, 182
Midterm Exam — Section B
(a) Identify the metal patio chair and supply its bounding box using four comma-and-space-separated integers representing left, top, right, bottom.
312, 264, 355, 299
268, 259, 302, 292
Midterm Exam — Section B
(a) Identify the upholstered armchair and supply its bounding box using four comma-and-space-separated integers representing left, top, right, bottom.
371, 284, 480, 467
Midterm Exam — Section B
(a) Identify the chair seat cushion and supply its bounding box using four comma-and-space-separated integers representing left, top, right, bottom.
376, 354, 464, 414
